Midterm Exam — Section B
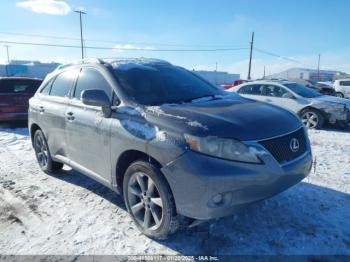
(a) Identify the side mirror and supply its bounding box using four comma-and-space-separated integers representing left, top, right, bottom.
82, 89, 111, 117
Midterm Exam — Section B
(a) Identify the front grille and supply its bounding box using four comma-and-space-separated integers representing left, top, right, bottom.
259, 128, 307, 164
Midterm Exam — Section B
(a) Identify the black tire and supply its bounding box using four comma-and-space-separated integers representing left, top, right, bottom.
123, 160, 179, 239
33, 129, 63, 173
300, 109, 325, 129
336, 92, 344, 98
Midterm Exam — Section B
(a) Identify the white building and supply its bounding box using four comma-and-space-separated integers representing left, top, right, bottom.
194, 70, 240, 85
268, 68, 345, 82
0, 60, 60, 79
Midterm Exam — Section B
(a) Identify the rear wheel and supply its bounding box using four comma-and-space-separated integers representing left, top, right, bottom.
336, 92, 344, 98
123, 160, 179, 239
301, 109, 324, 129
33, 129, 63, 173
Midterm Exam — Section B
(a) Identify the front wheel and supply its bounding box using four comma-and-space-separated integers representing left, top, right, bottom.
123, 160, 179, 239
300, 109, 325, 129
33, 129, 63, 173
336, 92, 344, 98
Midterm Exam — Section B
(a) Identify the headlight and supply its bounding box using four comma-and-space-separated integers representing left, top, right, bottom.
184, 134, 262, 164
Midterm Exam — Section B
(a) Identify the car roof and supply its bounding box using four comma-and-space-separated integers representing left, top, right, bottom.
55, 57, 171, 72
336, 78, 350, 81
0, 76, 43, 81
239, 80, 296, 86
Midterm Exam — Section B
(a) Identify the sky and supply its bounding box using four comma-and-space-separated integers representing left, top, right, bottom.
0, 0, 349, 78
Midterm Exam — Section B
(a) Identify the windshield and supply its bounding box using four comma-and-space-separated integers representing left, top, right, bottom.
284, 83, 322, 98
113, 64, 223, 105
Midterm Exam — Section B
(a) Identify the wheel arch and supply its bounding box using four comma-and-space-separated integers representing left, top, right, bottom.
30, 123, 42, 144
115, 150, 163, 194
297, 106, 327, 118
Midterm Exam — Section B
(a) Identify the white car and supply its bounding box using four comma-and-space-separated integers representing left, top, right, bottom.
230, 80, 350, 129
333, 79, 350, 98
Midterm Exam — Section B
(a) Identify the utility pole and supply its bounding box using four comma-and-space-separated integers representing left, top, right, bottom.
247, 32, 254, 80
75, 10, 86, 59
317, 54, 321, 81
4, 45, 10, 76
215, 62, 218, 85
263, 66, 266, 79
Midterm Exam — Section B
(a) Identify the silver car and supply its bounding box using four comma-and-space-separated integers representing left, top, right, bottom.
231, 80, 350, 129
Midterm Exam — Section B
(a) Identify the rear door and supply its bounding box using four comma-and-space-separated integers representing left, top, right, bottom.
36, 70, 79, 158
65, 67, 114, 181
237, 84, 266, 102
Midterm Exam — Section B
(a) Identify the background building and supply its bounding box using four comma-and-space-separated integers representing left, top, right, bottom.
193, 70, 240, 85
268, 68, 345, 82
0, 60, 60, 79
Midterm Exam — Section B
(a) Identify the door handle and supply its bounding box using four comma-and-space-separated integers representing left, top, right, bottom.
66, 112, 75, 120
39, 106, 45, 113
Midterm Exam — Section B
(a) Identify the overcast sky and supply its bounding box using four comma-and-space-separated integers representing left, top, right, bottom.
1, 0, 350, 78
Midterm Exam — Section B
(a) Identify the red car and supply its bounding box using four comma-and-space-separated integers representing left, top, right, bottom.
223, 79, 248, 90
0, 77, 42, 121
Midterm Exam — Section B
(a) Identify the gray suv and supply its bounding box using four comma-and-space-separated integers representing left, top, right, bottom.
29, 58, 312, 239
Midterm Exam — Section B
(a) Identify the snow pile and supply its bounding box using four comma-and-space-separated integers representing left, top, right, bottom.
0, 126, 349, 255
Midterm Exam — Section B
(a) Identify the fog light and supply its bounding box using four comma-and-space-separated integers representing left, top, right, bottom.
212, 194, 223, 204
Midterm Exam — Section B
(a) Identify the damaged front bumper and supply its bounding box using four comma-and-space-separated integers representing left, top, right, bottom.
317, 104, 350, 124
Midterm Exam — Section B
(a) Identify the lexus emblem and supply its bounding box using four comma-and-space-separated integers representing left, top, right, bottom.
290, 138, 300, 152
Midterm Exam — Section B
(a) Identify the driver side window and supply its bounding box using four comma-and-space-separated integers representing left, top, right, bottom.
74, 68, 113, 101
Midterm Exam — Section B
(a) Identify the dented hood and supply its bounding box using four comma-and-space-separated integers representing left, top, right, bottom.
144, 97, 302, 141
312, 95, 350, 107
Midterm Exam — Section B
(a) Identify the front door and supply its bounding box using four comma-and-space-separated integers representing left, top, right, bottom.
65, 67, 114, 181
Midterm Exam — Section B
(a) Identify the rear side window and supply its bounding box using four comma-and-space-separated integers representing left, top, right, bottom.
50, 70, 78, 97
73, 68, 112, 100
238, 85, 263, 95
340, 81, 350, 86
0, 79, 42, 94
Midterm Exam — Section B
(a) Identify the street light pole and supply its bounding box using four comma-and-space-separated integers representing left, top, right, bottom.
74, 10, 86, 59
317, 54, 321, 81
247, 32, 254, 80
4, 45, 10, 76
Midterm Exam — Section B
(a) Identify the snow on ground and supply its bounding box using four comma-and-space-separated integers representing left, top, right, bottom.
0, 123, 349, 255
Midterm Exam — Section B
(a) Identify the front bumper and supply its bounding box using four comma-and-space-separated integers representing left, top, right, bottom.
161, 146, 312, 220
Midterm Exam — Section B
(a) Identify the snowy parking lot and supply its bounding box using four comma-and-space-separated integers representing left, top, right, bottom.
0, 123, 349, 255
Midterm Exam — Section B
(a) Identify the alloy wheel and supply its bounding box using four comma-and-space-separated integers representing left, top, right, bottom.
302, 111, 319, 129
127, 172, 164, 231
35, 134, 48, 167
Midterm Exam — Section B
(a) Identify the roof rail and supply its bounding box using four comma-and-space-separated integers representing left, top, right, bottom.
55, 58, 106, 71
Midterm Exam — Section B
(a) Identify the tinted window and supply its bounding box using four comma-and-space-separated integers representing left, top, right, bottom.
113, 65, 222, 105
340, 81, 350, 86
263, 85, 288, 97
74, 68, 112, 100
0, 79, 42, 94
50, 70, 77, 97
238, 85, 263, 95
284, 83, 321, 98
40, 79, 54, 95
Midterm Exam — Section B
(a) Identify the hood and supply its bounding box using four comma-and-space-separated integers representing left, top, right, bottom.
313, 95, 350, 107
144, 97, 302, 141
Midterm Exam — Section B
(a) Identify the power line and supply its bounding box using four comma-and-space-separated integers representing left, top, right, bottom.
0, 31, 246, 48
0, 40, 249, 52
254, 47, 314, 68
